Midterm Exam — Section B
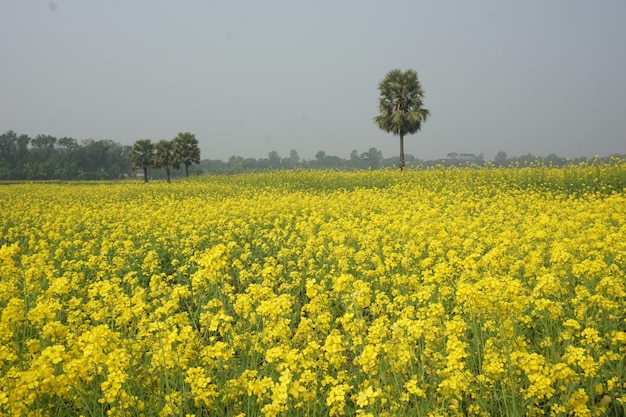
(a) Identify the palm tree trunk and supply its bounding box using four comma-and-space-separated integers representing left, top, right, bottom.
399, 133, 405, 171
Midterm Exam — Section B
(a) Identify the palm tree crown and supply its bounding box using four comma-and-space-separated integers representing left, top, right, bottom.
173, 132, 201, 178
129, 139, 154, 182
154, 139, 175, 183
374, 69, 430, 170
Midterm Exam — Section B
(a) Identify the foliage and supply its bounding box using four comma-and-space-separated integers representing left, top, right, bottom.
0, 130, 132, 180
154, 140, 176, 183
173, 132, 201, 178
2, 130, 624, 180
129, 139, 155, 183
374, 69, 430, 170
1, 162, 625, 416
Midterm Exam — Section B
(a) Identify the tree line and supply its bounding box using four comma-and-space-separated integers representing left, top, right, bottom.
129, 133, 201, 183
0, 130, 202, 181
1, 130, 622, 181
197, 149, 623, 174
0, 131, 132, 180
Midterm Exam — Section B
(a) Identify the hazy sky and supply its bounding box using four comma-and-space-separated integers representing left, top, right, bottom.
2, 1, 625, 162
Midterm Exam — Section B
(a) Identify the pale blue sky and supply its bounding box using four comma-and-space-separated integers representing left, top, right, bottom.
1, 0, 625, 161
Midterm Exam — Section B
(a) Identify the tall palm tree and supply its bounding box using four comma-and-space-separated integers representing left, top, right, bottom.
374, 69, 430, 170
129, 139, 154, 182
172, 132, 201, 178
154, 139, 175, 183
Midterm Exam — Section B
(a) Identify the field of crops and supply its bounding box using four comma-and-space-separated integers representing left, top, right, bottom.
1, 161, 625, 417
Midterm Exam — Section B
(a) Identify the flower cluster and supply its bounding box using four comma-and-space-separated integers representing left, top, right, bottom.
1, 162, 625, 416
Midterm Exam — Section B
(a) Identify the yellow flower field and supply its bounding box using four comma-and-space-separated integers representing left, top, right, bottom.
1, 162, 625, 416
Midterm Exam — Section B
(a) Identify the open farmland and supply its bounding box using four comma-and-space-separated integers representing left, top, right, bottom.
1, 162, 625, 416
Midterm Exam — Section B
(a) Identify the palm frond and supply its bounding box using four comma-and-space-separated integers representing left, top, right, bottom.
374, 69, 429, 136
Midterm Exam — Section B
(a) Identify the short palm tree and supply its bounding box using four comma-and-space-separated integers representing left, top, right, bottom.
374, 69, 430, 170
172, 132, 201, 178
154, 140, 175, 183
129, 139, 154, 182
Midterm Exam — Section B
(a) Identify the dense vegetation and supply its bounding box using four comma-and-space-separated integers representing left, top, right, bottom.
0, 131, 132, 180
1, 163, 625, 416
1, 130, 623, 180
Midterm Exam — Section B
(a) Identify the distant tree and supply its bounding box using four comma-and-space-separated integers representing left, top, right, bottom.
374, 69, 430, 170
154, 140, 175, 183
199, 159, 227, 173
172, 132, 201, 177
494, 151, 507, 167
57, 137, 78, 151
515, 153, 538, 166
77, 139, 130, 179
545, 153, 565, 167
325, 155, 343, 168
130, 139, 154, 182
366, 147, 383, 169
0, 131, 19, 178
350, 149, 360, 169
268, 151, 281, 168
315, 151, 326, 161
256, 158, 271, 170
228, 155, 244, 170
290, 149, 300, 165
242, 158, 259, 171
31, 134, 57, 156
17, 134, 30, 156
281, 150, 301, 169
53, 137, 79, 179
29, 134, 58, 178
0, 131, 18, 156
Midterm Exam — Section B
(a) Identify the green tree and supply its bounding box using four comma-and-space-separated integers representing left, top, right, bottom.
494, 151, 508, 167
173, 132, 201, 178
228, 155, 244, 170
0, 130, 19, 178
268, 151, 281, 168
130, 139, 154, 182
288, 149, 300, 167
350, 150, 360, 169
365, 147, 383, 169
374, 69, 430, 170
154, 140, 175, 183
